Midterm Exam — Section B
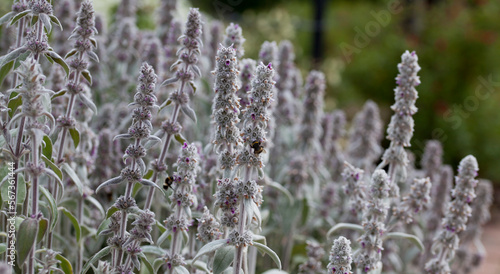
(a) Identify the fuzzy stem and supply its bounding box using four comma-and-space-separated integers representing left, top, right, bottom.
233, 197, 247, 274
75, 196, 84, 273
144, 58, 190, 211
166, 185, 185, 274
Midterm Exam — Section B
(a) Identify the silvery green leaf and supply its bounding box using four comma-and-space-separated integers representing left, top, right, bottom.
192, 239, 228, 263
16, 218, 38, 266
192, 65, 201, 78
157, 230, 171, 246
184, 260, 210, 273
160, 76, 179, 87
45, 51, 69, 75
82, 246, 111, 273
139, 179, 161, 191
266, 181, 294, 205
49, 15, 62, 30
137, 158, 146, 174
113, 133, 132, 140
326, 223, 364, 239
82, 70, 92, 85
77, 93, 97, 114
96, 176, 124, 193
0, 11, 15, 25
261, 270, 289, 274
384, 232, 424, 251
61, 163, 83, 196
39, 13, 52, 33
87, 51, 99, 63
213, 246, 234, 274
252, 234, 266, 245
173, 266, 190, 274
9, 9, 30, 26
252, 242, 281, 270
0, 46, 28, 67
145, 135, 161, 144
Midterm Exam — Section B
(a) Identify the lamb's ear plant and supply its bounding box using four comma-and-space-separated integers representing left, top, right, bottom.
425, 155, 479, 274
93, 63, 161, 273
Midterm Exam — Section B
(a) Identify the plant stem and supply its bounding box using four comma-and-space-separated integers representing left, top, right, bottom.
75, 196, 84, 273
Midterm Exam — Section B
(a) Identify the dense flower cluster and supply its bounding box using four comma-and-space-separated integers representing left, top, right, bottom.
328, 236, 353, 274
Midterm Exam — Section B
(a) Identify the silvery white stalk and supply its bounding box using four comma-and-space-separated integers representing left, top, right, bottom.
354, 169, 390, 272
144, 8, 203, 211
378, 51, 421, 187
275, 40, 297, 125
163, 143, 200, 273
425, 155, 479, 274
341, 161, 366, 222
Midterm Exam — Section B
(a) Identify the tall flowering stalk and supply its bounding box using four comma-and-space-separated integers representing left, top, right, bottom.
96, 63, 161, 271
231, 62, 275, 274
378, 51, 421, 187
237, 58, 256, 109
340, 161, 366, 222
144, 8, 203, 211
212, 45, 241, 236
354, 169, 390, 272
223, 23, 245, 59
425, 155, 479, 274
299, 71, 325, 152
392, 177, 431, 225
163, 143, 200, 273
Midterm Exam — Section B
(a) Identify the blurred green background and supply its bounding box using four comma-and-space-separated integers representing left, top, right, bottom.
190, 0, 500, 189
1, 0, 499, 187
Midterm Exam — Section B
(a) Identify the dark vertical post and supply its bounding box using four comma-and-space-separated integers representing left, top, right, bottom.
312, 0, 326, 69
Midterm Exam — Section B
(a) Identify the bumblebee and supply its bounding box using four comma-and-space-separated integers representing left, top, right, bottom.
163, 176, 174, 190
250, 140, 264, 155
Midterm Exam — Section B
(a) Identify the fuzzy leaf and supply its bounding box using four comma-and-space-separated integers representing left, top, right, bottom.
181, 104, 197, 123
0, 60, 14, 85
39, 185, 59, 230
192, 239, 228, 263
51, 89, 67, 100
139, 179, 162, 191
39, 13, 52, 33
326, 223, 364, 239
81, 70, 92, 85
138, 253, 154, 274
253, 242, 282, 270
40, 155, 62, 181
0, 243, 6, 254
267, 181, 294, 205
45, 51, 69, 75
59, 207, 81, 243
68, 127, 80, 149
82, 246, 111, 273
17, 218, 38, 266
55, 253, 73, 274
64, 49, 78, 59
36, 218, 48, 243
173, 266, 190, 274
9, 10, 30, 26
106, 206, 119, 219
158, 99, 172, 113
174, 134, 187, 144
42, 135, 53, 159
86, 196, 105, 217
61, 163, 83, 196
77, 93, 97, 114
49, 15, 63, 30
96, 218, 111, 237
141, 246, 166, 257
8, 91, 22, 118
87, 51, 99, 63
213, 246, 234, 274
0, 11, 15, 25
96, 176, 124, 193
160, 76, 179, 86
0, 47, 28, 67
185, 260, 210, 273
384, 232, 424, 251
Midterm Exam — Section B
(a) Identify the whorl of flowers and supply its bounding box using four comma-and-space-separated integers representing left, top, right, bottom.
29, 0, 53, 16
223, 23, 245, 59
9, 57, 54, 129
347, 100, 383, 171
212, 45, 241, 155
425, 155, 479, 274
355, 169, 390, 273
237, 58, 256, 108
164, 8, 203, 89
298, 241, 325, 274
213, 178, 240, 228
299, 71, 325, 151
328, 236, 353, 274
341, 161, 366, 220
379, 51, 420, 184
259, 41, 278, 69
171, 143, 201, 205
422, 140, 443, 183
197, 206, 222, 243
124, 209, 155, 246
393, 177, 431, 224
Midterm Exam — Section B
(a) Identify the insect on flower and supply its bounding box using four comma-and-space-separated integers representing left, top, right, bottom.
163, 176, 174, 190
250, 140, 265, 155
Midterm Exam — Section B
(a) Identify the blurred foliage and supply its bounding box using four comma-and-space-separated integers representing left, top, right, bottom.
190, 0, 500, 185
